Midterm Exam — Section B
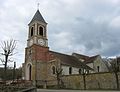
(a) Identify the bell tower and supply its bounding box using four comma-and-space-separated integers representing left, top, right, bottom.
24, 9, 49, 81
27, 9, 48, 47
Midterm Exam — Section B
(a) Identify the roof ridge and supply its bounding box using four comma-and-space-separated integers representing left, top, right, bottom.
49, 50, 71, 57
72, 53, 89, 57
90, 55, 99, 58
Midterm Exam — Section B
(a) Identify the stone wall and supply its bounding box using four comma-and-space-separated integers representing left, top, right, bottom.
61, 72, 120, 90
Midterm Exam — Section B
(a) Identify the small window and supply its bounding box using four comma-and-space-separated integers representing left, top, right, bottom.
29, 49, 32, 55
31, 27, 34, 37
97, 66, 99, 72
79, 69, 81, 74
52, 66, 56, 74
69, 67, 72, 74
87, 70, 89, 74
39, 27, 43, 36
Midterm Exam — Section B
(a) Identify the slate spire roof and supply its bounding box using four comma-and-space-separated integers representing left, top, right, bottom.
29, 9, 47, 24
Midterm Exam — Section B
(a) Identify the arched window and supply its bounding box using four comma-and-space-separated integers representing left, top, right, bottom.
52, 66, 56, 74
27, 64, 32, 80
39, 27, 43, 36
69, 67, 72, 74
30, 27, 34, 37
79, 69, 81, 74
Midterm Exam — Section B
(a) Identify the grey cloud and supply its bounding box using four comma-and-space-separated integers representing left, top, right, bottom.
68, 17, 120, 57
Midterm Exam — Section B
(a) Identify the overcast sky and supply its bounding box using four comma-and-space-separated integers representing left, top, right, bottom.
0, 0, 120, 67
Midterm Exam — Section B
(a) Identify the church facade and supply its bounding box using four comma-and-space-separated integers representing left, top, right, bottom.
22, 9, 109, 87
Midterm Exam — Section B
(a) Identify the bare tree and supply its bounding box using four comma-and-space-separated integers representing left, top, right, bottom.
56, 68, 63, 89
82, 69, 87, 90
0, 39, 17, 82
110, 58, 119, 90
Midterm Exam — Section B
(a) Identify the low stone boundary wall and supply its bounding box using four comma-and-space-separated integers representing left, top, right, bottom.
18, 87, 37, 92
0, 80, 35, 92
61, 72, 120, 90
0, 86, 36, 92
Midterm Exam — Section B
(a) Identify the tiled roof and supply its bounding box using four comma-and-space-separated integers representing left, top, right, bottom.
72, 53, 99, 64
29, 10, 46, 25
85, 55, 99, 64
72, 53, 89, 61
49, 51, 93, 70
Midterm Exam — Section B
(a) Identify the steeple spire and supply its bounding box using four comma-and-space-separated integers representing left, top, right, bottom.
29, 7, 47, 25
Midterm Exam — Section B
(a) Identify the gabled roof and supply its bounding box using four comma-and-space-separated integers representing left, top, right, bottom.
29, 10, 47, 25
72, 53, 100, 64
85, 55, 99, 64
72, 53, 89, 61
49, 51, 93, 70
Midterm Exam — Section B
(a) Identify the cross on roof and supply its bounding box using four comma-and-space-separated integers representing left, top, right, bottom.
37, 3, 40, 10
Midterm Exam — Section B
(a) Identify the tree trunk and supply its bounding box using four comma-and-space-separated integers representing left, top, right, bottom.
83, 74, 86, 90
115, 72, 119, 90
4, 55, 8, 84
4, 62, 7, 83
57, 76, 60, 89
57, 79, 60, 89
13, 62, 16, 82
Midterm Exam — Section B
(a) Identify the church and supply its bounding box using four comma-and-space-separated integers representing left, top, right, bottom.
22, 9, 109, 87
